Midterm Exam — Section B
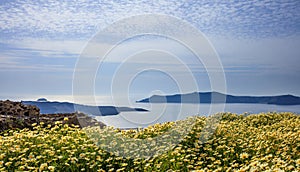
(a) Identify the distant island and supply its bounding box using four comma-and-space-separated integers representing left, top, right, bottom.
137, 92, 300, 105
37, 98, 48, 102
22, 99, 147, 116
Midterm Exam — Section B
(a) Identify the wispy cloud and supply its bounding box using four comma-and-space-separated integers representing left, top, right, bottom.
2, 38, 85, 56
0, 38, 85, 71
0, 54, 73, 72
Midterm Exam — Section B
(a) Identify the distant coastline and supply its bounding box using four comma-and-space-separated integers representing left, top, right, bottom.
22, 99, 148, 116
137, 92, 300, 105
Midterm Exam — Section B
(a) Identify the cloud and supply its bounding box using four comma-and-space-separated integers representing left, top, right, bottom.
0, 0, 186, 39
0, 55, 25, 67
210, 35, 300, 74
0, 38, 85, 71
0, 0, 299, 99
2, 38, 86, 56
0, 55, 72, 72
83, 33, 300, 75
178, 0, 300, 38
0, 0, 299, 39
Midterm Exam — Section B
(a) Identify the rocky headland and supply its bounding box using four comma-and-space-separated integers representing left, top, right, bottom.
0, 100, 105, 132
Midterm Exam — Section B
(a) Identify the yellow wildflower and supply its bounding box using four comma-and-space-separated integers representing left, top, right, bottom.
240, 153, 249, 159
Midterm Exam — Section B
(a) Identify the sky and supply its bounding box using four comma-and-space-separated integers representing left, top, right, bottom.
0, 0, 300, 106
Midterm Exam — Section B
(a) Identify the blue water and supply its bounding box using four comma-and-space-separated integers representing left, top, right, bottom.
95, 103, 300, 128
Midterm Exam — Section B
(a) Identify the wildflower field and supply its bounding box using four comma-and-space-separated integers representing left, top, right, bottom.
0, 112, 299, 171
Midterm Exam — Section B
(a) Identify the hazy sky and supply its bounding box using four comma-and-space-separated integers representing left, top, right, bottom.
0, 0, 299, 105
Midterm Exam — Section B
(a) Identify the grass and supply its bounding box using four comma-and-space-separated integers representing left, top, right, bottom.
0, 112, 299, 171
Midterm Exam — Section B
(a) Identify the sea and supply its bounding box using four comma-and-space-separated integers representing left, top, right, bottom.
95, 103, 300, 129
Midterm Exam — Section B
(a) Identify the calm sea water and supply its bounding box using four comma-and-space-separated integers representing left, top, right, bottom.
95, 103, 300, 129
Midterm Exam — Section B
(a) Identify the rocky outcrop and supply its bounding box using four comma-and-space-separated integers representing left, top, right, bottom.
0, 100, 105, 132
0, 100, 40, 132
0, 100, 40, 117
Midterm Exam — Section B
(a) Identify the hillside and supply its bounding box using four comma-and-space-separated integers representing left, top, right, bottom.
0, 112, 299, 171
137, 92, 300, 105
